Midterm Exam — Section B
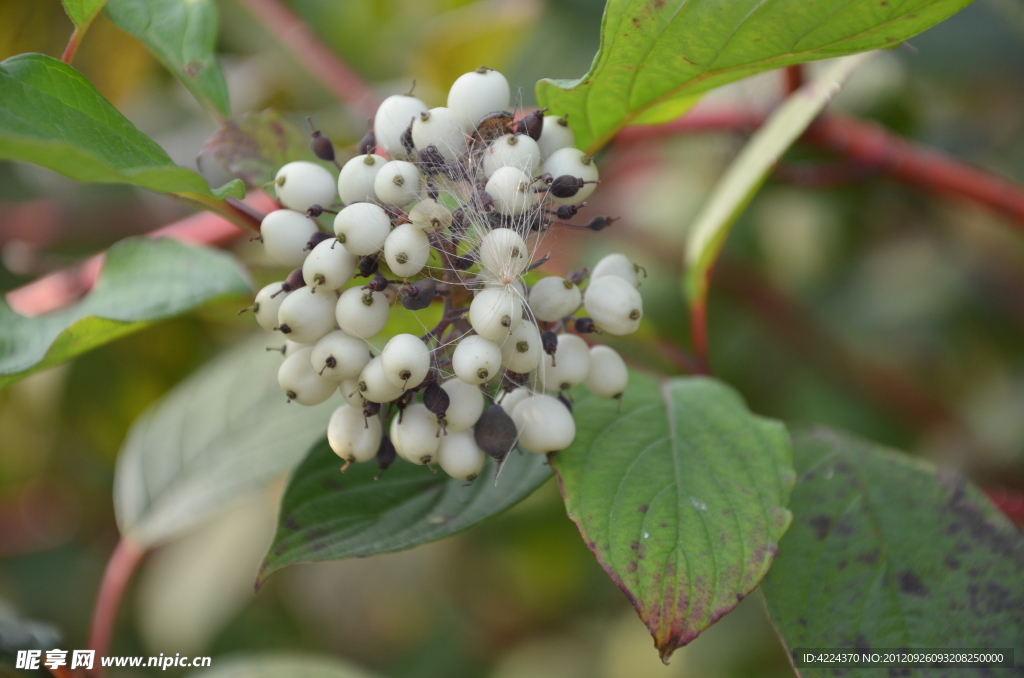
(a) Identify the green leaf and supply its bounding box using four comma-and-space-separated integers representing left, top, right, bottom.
257, 437, 552, 585
550, 372, 795, 661
202, 109, 316, 188
114, 334, 339, 548
0, 237, 250, 388
0, 53, 241, 200
62, 0, 108, 29
536, 0, 974, 153
187, 654, 381, 678
105, 0, 230, 119
683, 53, 869, 309
762, 426, 1024, 675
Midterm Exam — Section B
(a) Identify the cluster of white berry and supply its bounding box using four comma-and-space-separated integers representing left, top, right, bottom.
243, 67, 644, 482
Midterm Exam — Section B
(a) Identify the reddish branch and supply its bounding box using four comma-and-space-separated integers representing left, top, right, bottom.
234, 0, 381, 121
61, 28, 83, 65
86, 538, 146, 678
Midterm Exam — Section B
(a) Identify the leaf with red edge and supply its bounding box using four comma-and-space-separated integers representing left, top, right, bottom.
550, 371, 794, 661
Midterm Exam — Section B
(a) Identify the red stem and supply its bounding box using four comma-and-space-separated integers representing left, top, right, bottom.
783, 64, 804, 95
689, 294, 710, 375
86, 538, 146, 678
61, 27, 82, 64
234, 0, 380, 120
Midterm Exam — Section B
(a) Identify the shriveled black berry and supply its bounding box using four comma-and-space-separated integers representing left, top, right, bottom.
359, 129, 376, 155
443, 161, 471, 182
306, 204, 324, 217
567, 268, 588, 285
400, 118, 415, 156
540, 330, 558, 364
554, 203, 584, 220
416, 145, 447, 176
452, 254, 474, 271
362, 400, 381, 428
356, 254, 380, 278
549, 174, 586, 199
425, 179, 439, 200
366, 274, 389, 292
401, 277, 437, 311
304, 230, 333, 251
375, 434, 397, 480
423, 382, 450, 419
474, 189, 494, 213
513, 108, 545, 141
585, 215, 619, 232
307, 117, 336, 162
574, 317, 599, 334
474, 406, 518, 463
272, 268, 306, 297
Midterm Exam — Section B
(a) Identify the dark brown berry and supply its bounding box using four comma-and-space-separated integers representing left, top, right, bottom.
574, 317, 599, 334
304, 230, 333, 251
401, 277, 437, 311
474, 406, 518, 463
359, 130, 376, 155
375, 434, 397, 480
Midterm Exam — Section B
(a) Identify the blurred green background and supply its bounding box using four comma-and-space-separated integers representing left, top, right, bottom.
2, 0, 1023, 675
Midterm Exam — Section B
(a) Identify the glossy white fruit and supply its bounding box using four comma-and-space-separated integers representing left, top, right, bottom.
447, 67, 511, 131
274, 161, 336, 212
591, 252, 639, 287
339, 378, 364, 408
253, 282, 288, 331
338, 154, 386, 205
512, 394, 576, 454
497, 386, 531, 414
499, 320, 542, 374
452, 335, 502, 385
335, 288, 390, 339
542, 147, 598, 205
383, 223, 430, 278
411, 107, 467, 161
437, 431, 486, 480
470, 287, 522, 341
440, 378, 484, 432
584, 345, 629, 399
479, 228, 529, 283
374, 94, 427, 159
537, 115, 575, 160
373, 160, 422, 207
302, 238, 357, 291
333, 202, 392, 256
311, 330, 371, 381
276, 286, 336, 344
327, 404, 382, 464
539, 333, 591, 392
408, 200, 452, 233
281, 340, 305, 360
477, 269, 527, 299
583, 276, 643, 335
528, 276, 581, 322
391, 404, 439, 465
381, 333, 431, 389
260, 209, 319, 267
357, 355, 405, 404
278, 347, 337, 406
482, 134, 541, 178
485, 166, 534, 216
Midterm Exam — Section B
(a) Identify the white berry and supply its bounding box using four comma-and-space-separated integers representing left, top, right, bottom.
528, 276, 581, 322
411, 107, 467, 161
479, 228, 529, 284
311, 330, 371, 381
278, 347, 337, 406
447, 67, 511, 131
437, 430, 486, 480
334, 202, 393, 256
542, 148, 598, 205
335, 287, 390, 339
384, 223, 430, 278
512, 394, 576, 454
470, 287, 522, 341
583, 276, 643, 335
584, 345, 628, 399
539, 333, 591, 392
274, 161, 337, 212
339, 378, 364, 408
338, 154, 386, 205
357, 355, 405, 404
452, 335, 502, 385
253, 282, 288, 331
260, 209, 319, 267
374, 94, 427, 159
327, 404, 382, 464
485, 166, 534, 216
303, 238, 357, 291
591, 252, 639, 287
408, 200, 452, 233
373, 160, 422, 207
499, 320, 542, 374
381, 333, 431, 389
390, 404, 439, 465
440, 378, 484, 432
277, 286, 336, 344
537, 115, 575, 160
482, 134, 541, 178
497, 387, 531, 414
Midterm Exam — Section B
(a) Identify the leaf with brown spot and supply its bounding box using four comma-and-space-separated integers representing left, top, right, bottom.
203, 110, 319, 188
551, 372, 794, 662
762, 426, 1024, 675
